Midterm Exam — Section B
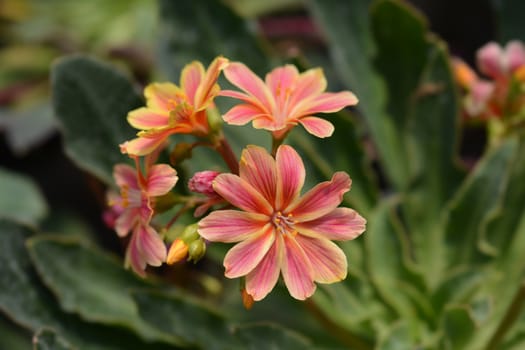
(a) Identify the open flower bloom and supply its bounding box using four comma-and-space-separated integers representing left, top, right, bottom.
121, 56, 229, 156
219, 63, 358, 140
198, 145, 366, 301
110, 162, 178, 276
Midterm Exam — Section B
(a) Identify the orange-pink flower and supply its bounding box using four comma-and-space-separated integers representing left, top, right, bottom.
109, 162, 178, 276
219, 63, 358, 140
121, 56, 229, 156
198, 145, 366, 301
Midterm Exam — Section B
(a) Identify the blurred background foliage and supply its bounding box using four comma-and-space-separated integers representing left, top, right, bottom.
2, 0, 525, 349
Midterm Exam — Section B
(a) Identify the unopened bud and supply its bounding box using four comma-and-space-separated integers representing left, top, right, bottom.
188, 238, 206, 263
188, 171, 220, 196
180, 223, 200, 243
241, 288, 255, 310
207, 106, 223, 136
167, 239, 189, 264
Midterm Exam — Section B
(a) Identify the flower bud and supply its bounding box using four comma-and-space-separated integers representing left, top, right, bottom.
241, 288, 254, 310
166, 239, 188, 264
180, 223, 200, 243
188, 171, 220, 197
188, 238, 206, 263
207, 106, 223, 136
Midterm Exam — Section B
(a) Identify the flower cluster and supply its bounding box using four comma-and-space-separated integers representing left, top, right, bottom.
105, 56, 366, 304
453, 41, 525, 122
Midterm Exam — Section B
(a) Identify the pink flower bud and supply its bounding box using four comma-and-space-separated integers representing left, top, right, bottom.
188, 171, 220, 196
477, 42, 504, 79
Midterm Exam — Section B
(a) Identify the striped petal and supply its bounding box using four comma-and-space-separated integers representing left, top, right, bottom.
222, 104, 265, 125
180, 61, 204, 106
246, 234, 284, 301
199, 210, 270, 243
223, 62, 275, 112
114, 164, 138, 189
126, 233, 146, 277
115, 208, 138, 237
213, 174, 273, 215
293, 91, 358, 117
298, 116, 334, 138
135, 224, 167, 266
290, 68, 327, 106
128, 108, 169, 130
194, 56, 229, 109
144, 83, 180, 110
295, 207, 366, 241
275, 145, 304, 210
295, 234, 347, 283
288, 172, 351, 222
239, 145, 277, 205
224, 228, 275, 278
265, 65, 299, 107
120, 129, 172, 156
281, 234, 315, 300
146, 164, 178, 196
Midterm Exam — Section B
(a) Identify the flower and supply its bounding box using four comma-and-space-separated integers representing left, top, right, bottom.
121, 56, 229, 156
188, 170, 224, 217
198, 145, 366, 301
219, 63, 358, 140
477, 41, 525, 81
110, 162, 178, 276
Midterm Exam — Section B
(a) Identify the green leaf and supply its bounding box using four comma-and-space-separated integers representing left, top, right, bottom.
132, 289, 240, 349
0, 167, 48, 227
0, 316, 32, 350
232, 323, 312, 349
0, 220, 177, 350
441, 305, 477, 349
33, 328, 74, 350
308, 0, 409, 190
51, 55, 141, 185
158, 0, 272, 80
443, 137, 517, 269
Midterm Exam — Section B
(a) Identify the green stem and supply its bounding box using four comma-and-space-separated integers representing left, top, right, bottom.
485, 280, 525, 350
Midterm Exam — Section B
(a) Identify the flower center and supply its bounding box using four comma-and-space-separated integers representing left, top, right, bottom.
272, 211, 297, 236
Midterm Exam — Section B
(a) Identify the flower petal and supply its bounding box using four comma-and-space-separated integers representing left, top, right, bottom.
288, 172, 351, 222
115, 208, 138, 237
146, 164, 178, 196
505, 40, 525, 72
295, 234, 347, 283
222, 104, 265, 125
239, 145, 277, 206
120, 129, 172, 156
224, 228, 275, 278
477, 42, 504, 79
295, 207, 366, 241
293, 91, 358, 117
135, 224, 166, 266
252, 116, 285, 131
194, 56, 229, 109
114, 164, 138, 189
180, 61, 204, 106
281, 234, 315, 300
246, 234, 284, 301
213, 174, 273, 215
144, 83, 180, 110
290, 68, 327, 106
128, 108, 169, 130
298, 116, 334, 138
275, 145, 305, 210
265, 65, 299, 111
223, 62, 275, 112
126, 233, 146, 277
199, 210, 270, 242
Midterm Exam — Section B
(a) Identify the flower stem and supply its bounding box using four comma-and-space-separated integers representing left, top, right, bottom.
214, 133, 239, 174
485, 280, 525, 350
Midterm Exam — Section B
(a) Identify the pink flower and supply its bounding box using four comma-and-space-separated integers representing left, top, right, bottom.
110, 162, 178, 276
198, 145, 366, 301
121, 56, 229, 156
477, 41, 525, 80
188, 170, 224, 217
219, 63, 358, 140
